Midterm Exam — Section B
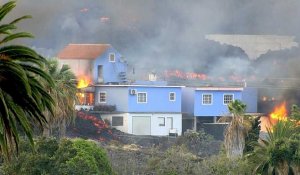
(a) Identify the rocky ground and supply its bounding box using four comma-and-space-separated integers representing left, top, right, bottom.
66, 111, 223, 174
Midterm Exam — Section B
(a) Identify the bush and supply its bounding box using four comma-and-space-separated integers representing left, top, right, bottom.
175, 130, 221, 157
147, 145, 200, 175
1, 137, 113, 175
197, 154, 253, 175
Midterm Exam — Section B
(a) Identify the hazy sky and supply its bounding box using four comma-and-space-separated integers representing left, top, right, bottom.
6, 0, 300, 79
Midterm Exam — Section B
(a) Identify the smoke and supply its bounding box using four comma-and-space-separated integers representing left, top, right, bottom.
6, 0, 300, 111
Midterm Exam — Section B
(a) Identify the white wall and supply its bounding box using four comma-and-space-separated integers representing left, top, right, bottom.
100, 113, 129, 133
59, 59, 93, 78
128, 113, 182, 136
99, 113, 182, 136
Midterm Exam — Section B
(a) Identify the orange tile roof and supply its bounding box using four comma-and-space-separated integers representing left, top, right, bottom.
57, 44, 111, 59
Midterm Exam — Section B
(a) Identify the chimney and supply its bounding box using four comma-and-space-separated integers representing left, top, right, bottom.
149, 72, 157, 81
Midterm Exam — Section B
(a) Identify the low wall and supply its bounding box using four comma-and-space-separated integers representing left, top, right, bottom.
202, 123, 228, 140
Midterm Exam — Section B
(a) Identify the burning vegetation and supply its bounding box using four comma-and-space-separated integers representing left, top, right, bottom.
164, 69, 244, 82
269, 101, 288, 124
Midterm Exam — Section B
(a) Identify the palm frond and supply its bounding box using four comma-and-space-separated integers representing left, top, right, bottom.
42, 58, 78, 137
0, 1, 55, 159
0, 1, 16, 22
9, 15, 32, 25
0, 32, 34, 44
0, 24, 16, 34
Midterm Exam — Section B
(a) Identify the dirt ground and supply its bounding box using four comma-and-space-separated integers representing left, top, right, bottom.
67, 112, 223, 174
103, 132, 222, 175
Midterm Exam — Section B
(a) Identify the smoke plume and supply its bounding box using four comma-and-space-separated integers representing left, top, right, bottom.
7, 0, 300, 112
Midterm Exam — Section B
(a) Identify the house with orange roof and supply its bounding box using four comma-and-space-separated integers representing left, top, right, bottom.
58, 44, 183, 136
58, 44, 127, 85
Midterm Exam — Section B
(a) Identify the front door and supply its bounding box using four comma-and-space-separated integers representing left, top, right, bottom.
166, 117, 173, 129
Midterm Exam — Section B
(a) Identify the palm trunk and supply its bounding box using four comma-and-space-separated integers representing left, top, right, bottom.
225, 119, 245, 159
59, 118, 66, 138
276, 161, 289, 175
42, 125, 50, 137
42, 113, 51, 137
291, 163, 300, 175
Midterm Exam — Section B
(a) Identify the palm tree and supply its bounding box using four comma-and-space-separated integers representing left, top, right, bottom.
0, 1, 54, 158
43, 59, 77, 138
224, 100, 250, 159
290, 104, 300, 121
249, 120, 300, 175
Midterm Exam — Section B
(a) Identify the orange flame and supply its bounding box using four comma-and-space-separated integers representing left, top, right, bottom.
269, 101, 288, 124
77, 76, 90, 89
163, 69, 250, 82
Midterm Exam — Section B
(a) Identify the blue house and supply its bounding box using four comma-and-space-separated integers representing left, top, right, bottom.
182, 87, 257, 130
94, 85, 183, 136
58, 43, 258, 136
58, 44, 183, 136
58, 44, 127, 85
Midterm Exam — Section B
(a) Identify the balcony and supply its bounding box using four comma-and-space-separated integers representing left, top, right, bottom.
92, 104, 116, 112
75, 105, 94, 111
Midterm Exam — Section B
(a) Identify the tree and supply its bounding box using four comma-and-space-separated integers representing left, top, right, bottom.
224, 100, 251, 159
43, 59, 77, 138
243, 116, 260, 154
2, 138, 114, 175
290, 104, 300, 121
0, 1, 54, 158
249, 120, 300, 175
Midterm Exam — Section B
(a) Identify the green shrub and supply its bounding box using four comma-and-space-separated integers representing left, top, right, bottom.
197, 154, 253, 175
147, 145, 200, 175
57, 139, 113, 175
1, 137, 113, 175
175, 130, 221, 157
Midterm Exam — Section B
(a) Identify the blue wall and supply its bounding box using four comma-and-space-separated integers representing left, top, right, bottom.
242, 87, 258, 113
93, 46, 127, 84
182, 87, 195, 115
194, 90, 242, 117
128, 86, 182, 113
94, 86, 182, 113
94, 86, 129, 111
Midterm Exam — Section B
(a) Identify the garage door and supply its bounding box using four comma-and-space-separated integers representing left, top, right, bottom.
132, 116, 151, 135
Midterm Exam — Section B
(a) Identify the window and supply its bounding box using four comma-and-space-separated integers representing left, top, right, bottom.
112, 116, 123, 126
137, 92, 147, 103
202, 94, 212, 105
223, 94, 234, 105
158, 117, 165, 126
169, 92, 176, 101
99, 92, 106, 103
109, 53, 115, 62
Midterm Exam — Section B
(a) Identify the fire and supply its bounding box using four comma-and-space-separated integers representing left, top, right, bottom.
164, 70, 208, 80
164, 69, 249, 82
269, 101, 288, 124
77, 76, 90, 89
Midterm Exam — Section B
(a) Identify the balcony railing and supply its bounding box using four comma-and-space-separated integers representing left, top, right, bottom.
93, 104, 116, 112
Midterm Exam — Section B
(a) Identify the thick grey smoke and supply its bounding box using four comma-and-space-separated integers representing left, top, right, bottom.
7, 0, 300, 109
9, 0, 300, 61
